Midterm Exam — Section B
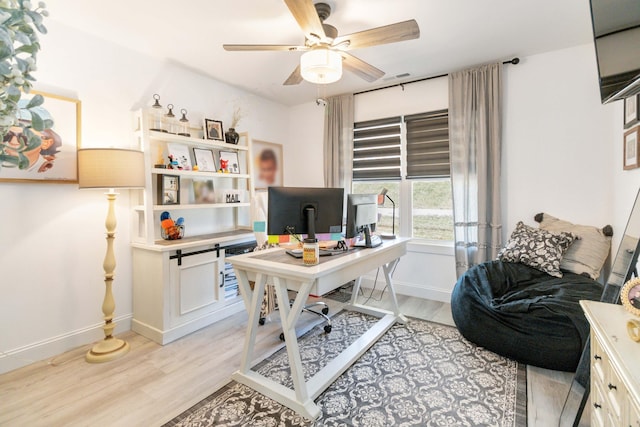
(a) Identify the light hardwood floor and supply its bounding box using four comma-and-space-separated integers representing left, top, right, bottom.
1, 290, 588, 426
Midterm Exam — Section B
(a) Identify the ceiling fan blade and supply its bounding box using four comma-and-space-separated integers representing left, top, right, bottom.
341, 52, 385, 82
333, 19, 420, 50
284, 0, 327, 41
223, 44, 307, 52
283, 65, 303, 85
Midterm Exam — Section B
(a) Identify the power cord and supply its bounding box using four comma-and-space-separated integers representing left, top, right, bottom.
361, 259, 401, 305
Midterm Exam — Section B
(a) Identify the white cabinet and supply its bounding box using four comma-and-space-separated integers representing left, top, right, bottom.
130, 109, 256, 344
581, 301, 640, 427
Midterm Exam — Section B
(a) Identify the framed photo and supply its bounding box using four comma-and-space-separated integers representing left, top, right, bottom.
166, 142, 192, 170
624, 126, 640, 170
219, 151, 240, 174
624, 94, 640, 129
204, 119, 224, 141
193, 148, 216, 172
0, 91, 81, 183
192, 179, 215, 204
252, 139, 283, 190
158, 174, 180, 205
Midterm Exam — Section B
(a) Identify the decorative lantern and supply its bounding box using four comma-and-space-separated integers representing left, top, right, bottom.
149, 94, 165, 132
178, 109, 190, 137
164, 104, 177, 134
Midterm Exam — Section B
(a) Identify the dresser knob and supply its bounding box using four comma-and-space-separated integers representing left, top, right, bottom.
594, 355, 602, 360
608, 383, 617, 391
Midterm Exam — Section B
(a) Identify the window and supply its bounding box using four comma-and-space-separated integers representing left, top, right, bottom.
352, 110, 453, 241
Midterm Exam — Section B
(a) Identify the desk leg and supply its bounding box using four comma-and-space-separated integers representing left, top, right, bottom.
238, 273, 268, 374
382, 258, 407, 324
350, 277, 363, 305
272, 277, 316, 408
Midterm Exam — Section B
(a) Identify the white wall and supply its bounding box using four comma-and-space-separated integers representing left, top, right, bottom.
286, 102, 325, 187
0, 21, 290, 374
502, 44, 617, 235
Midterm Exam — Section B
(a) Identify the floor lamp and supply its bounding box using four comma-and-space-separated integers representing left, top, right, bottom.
78, 148, 145, 363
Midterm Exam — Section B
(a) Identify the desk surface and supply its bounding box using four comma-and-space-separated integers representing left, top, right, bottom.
228, 237, 410, 283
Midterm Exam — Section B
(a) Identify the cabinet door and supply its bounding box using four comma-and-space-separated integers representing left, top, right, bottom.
169, 250, 224, 326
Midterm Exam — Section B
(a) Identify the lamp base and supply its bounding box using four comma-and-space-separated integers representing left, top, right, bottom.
86, 337, 130, 363
381, 234, 397, 240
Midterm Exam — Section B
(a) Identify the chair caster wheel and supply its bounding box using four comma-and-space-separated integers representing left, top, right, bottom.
324, 325, 332, 334
279, 332, 285, 341
258, 318, 265, 326
322, 307, 329, 315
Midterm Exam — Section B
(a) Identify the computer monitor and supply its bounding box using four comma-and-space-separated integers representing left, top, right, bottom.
345, 193, 381, 248
267, 187, 344, 241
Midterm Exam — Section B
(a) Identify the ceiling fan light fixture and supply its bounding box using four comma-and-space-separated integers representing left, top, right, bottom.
300, 48, 342, 84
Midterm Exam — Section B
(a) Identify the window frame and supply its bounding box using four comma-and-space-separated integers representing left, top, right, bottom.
352, 112, 453, 243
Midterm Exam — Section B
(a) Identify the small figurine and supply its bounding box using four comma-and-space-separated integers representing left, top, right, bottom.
219, 158, 229, 173
168, 154, 182, 170
160, 211, 184, 240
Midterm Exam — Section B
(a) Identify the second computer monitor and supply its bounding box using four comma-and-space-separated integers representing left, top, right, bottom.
346, 193, 380, 247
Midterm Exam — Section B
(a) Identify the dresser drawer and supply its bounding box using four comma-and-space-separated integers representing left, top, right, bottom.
605, 363, 625, 423
629, 398, 640, 427
591, 381, 607, 427
591, 333, 607, 385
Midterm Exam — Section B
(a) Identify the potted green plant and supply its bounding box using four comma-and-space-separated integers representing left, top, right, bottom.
0, 0, 50, 170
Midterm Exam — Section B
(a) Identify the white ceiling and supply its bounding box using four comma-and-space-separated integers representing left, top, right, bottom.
48, 0, 595, 106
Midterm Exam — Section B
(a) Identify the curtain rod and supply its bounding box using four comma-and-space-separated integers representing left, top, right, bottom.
354, 57, 520, 96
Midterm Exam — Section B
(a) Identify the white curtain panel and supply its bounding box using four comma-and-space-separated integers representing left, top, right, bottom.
323, 94, 354, 189
449, 63, 503, 277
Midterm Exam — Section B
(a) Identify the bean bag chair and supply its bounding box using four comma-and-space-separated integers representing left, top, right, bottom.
451, 260, 603, 372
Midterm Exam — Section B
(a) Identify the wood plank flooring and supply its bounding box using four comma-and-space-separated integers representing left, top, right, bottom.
0, 289, 588, 426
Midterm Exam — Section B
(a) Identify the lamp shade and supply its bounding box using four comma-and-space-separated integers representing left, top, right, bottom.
78, 148, 145, 189
300, 48, 342, 84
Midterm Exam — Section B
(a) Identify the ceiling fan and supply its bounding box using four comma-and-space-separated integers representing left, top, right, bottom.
223, 0, 420, 85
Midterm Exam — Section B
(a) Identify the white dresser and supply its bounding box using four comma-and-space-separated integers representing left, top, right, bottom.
581, 300, 640, 427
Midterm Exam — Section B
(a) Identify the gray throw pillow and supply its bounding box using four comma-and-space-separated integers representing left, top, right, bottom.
498, 221, 577, 278
536, 213, 612, 280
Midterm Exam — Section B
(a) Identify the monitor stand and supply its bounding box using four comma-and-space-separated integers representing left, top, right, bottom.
354, 225, 382, 248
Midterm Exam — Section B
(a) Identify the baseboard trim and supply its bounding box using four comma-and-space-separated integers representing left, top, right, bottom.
0, 314, 132, 375
132, 300, 246, 345
359, 277, 452, 303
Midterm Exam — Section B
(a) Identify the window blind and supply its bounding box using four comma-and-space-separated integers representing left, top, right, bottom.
352, 116, 402, 181
404, 109, 450, 179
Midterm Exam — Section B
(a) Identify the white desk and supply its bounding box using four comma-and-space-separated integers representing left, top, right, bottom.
229, 238, 409, 420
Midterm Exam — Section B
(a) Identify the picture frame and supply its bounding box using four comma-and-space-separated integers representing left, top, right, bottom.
252, 139, 283, 190
624, 94, 640, 129
621, 277, 640, 317
192, 179, 215, 204
204, 119, 224, 141
193, 148, 216, 172
0, 91, 81, 183
219, 150, 240, 174
166, 142, 192, 170
624, 126, 640, 170
158, 174, 180, 205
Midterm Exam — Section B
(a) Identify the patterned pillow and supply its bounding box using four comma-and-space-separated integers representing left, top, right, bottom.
498, 221, 577, 278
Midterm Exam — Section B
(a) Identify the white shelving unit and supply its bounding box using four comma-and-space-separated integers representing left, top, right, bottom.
130, 109, 256, 345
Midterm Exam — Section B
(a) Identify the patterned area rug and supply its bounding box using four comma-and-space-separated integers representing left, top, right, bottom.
164, 311, 527, 427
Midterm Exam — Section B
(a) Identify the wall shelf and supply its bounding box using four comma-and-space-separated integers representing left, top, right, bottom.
134, 203, 251, 212
145, 130, 249, 151
151, 168, 250, 179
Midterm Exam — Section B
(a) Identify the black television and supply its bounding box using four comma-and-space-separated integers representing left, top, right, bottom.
267, 187, 344, 240
589, 0, 640, 103
345, 193, 382, 248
